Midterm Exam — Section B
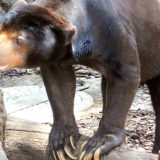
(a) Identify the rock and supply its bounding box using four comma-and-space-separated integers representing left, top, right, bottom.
0, 143, 8, 160
0, 0, 35, 13
0, 91, 7, 160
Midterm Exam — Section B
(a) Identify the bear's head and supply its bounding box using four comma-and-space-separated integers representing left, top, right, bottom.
0, 0, 76, 69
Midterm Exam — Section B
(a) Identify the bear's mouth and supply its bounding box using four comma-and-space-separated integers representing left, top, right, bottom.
0, 64, 9, 70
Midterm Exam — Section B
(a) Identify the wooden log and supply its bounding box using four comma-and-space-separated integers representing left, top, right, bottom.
0, 90, 8, 160
6, 117, 49, 160
4, 117, 159, 160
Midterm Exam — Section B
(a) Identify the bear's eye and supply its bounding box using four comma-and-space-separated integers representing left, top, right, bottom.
16, 36, 25, 46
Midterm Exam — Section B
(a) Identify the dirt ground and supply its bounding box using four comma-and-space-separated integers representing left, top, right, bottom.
0, 68, 156, 153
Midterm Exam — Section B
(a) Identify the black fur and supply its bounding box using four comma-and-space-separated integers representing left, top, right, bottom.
1, 0, 160, 159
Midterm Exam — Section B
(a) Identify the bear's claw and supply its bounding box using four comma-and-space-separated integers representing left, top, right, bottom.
52, 151, 58, 160
57, 150, 66, 160
70, 136, 76, 151
80, 141, 88, 153
64, 145, 78, 159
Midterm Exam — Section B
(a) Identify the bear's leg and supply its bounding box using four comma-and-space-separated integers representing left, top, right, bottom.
80, 66, 140, 160
41, 65, 79, 160
0, 91, 8, 160
147, 76, 160, 154
101, 76, 107, 106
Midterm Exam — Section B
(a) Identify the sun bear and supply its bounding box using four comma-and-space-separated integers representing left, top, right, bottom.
0, 0, 160, 159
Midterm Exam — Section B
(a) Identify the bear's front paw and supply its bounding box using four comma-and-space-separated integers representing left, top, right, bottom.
46, 123, 80, 160
80, 128, 125, 160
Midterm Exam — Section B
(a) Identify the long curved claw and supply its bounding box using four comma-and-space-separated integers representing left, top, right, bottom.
83, 153, 92, 160
57, 151, 62, 160
64, 145, 78, 160
94, 149, 100, 160
79, 151, 86, 160
59, 150, 67, 160
70, 136, 77, 150
57, 150, 67, 160
53, 151, 58, 160
80, 141, 88, 153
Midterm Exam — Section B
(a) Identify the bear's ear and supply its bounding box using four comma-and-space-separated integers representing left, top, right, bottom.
63, 25, 76, 45
13, 0, 28, 7
55, 24, 76, 46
